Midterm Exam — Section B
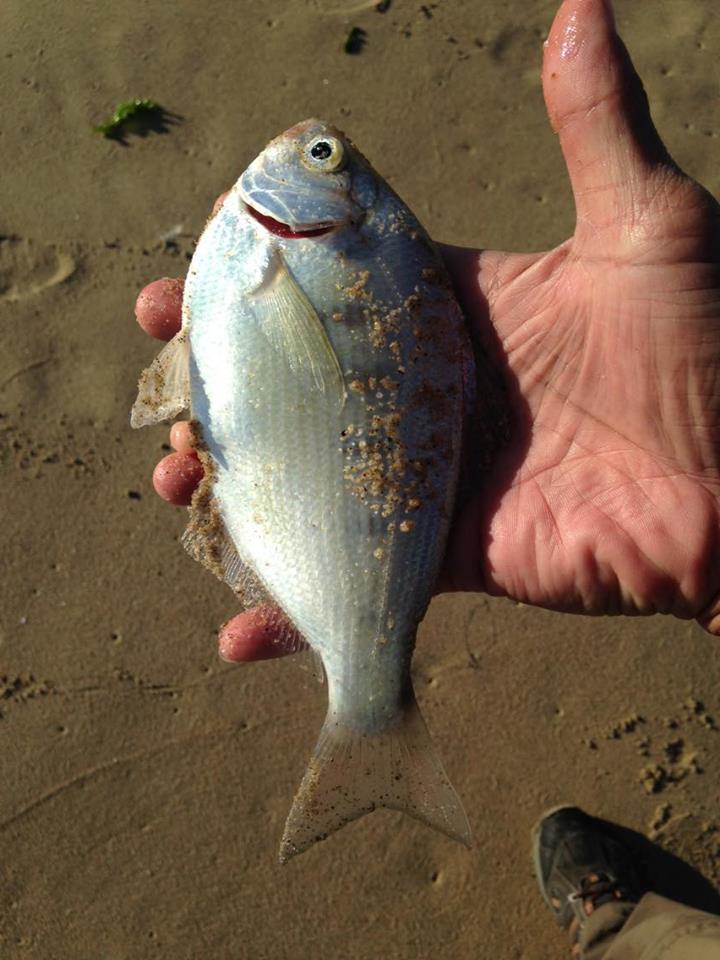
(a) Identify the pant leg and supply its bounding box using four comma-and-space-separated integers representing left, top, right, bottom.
579, 892, 720, 960
578, 901, 636, 960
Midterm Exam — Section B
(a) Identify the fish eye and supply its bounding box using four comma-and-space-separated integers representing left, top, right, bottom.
303, 136, 345, 172
311, 141, 332, 160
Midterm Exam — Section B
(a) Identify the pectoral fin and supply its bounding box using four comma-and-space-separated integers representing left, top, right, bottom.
131, 331, 190, 428
251, 250, 345, 403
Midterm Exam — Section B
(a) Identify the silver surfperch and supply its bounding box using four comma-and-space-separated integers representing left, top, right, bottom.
132, 119, 475, 861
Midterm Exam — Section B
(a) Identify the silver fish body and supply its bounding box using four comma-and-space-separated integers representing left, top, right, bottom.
133, 119, 475, 860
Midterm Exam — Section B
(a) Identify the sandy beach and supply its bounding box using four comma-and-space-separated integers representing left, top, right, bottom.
2, 1, 720, 956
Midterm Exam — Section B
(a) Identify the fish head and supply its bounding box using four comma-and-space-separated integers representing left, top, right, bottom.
238, 118, 376, 238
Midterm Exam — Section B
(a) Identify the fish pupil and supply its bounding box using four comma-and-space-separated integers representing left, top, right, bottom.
311, 141, 333, 160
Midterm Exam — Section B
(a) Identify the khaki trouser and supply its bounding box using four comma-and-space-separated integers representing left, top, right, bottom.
580, 892, 720, 959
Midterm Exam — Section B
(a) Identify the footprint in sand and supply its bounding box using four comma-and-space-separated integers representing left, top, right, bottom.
0, 235, 77, 303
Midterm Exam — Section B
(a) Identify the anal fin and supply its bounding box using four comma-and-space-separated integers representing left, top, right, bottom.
182, 477, 270, 607
181, 471, 310, 660
296, 645, 325, 684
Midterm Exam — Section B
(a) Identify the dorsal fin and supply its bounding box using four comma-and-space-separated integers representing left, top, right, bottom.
131, 331, 190, 428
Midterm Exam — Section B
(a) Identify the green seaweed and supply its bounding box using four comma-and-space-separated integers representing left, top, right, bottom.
94, 99, 163, 138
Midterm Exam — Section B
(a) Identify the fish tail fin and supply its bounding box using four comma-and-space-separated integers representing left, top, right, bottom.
279, 691, 471, 862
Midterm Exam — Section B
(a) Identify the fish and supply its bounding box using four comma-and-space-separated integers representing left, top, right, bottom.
131, 118, 475, 861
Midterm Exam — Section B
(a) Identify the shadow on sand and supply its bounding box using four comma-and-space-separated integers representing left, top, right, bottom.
598, 815, 720, 916
97, 104, 182, 146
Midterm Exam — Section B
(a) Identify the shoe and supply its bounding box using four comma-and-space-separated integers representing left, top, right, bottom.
532, 805, 644, 952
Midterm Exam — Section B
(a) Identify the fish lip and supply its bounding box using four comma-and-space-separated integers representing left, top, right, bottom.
242, 200, 340, 238
239, 192, 344, 238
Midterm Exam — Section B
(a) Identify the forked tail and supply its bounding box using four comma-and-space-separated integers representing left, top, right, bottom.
279, 691, 471, 862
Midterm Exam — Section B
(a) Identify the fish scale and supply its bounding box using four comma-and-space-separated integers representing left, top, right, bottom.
132, 118, 475, 860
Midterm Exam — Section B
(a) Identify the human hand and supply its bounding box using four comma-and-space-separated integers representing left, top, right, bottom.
440, 0, 720, 632
135, 0, 720, 659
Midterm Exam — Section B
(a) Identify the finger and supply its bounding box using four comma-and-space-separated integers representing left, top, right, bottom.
697, 595, 720, 637
218, 605, 303, 662
542, 0, 675, 242
170, 420, 194, 453
135, 193, 228, 341
152, 451, 203, 505
135, 278, 184, 341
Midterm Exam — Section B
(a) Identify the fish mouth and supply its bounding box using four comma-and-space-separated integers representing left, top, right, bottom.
243, 202, 338, 240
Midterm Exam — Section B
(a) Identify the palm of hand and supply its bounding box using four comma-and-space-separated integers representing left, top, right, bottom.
445, 174, 720, 623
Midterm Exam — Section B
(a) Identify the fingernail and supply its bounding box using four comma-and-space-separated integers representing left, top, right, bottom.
218, 636, 237, 663
560, 10, 581, 61
560, 0, 615, 61
217, 622, 235, 662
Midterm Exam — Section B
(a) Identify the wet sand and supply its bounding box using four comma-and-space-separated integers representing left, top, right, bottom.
2, 1, 720, 956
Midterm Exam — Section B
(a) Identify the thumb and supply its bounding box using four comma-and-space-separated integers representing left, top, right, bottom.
543, 0, 675, 247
